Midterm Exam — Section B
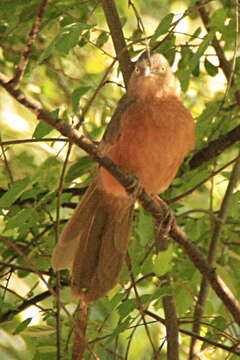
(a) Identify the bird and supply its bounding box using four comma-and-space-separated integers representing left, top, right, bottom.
52, 52, 195, 302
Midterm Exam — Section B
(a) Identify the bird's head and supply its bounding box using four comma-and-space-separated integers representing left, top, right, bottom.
128, 52, 180, 99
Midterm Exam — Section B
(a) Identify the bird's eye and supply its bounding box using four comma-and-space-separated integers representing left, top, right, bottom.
160, 66, 166, 72
135, 67, 140, 73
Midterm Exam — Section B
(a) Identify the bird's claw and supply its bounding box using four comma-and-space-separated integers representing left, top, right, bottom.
126, 175, 143, 201
153, 195, 175, 252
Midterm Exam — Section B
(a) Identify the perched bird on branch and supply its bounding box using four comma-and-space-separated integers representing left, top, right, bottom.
52, 52, 195, 301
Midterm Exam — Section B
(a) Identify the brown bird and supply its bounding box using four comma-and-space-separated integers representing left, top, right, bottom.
52, 53, 195, 302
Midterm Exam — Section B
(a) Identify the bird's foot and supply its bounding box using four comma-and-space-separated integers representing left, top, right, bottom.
126, 175, 143, 201
153, 195, 175, 252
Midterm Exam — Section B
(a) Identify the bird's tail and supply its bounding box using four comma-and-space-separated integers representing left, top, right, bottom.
52, 182, 133, 301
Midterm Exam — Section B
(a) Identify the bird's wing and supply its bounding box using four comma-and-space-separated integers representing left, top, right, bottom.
100, 93, 135, 152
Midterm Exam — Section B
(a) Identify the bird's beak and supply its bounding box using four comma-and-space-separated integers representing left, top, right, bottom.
142, 66, 151, 76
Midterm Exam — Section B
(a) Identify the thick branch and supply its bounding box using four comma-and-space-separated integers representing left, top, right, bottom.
72, 301, 89, 360
0, 290, 51, 322
190, 124, 240, 169
100, 0, 133, 85
162, 274, 179, 360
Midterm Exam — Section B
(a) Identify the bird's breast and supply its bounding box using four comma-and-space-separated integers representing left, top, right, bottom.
99, 96, 195, 196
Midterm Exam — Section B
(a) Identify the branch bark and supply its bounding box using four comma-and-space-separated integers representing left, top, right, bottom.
100, 0, 133, 85
72, 301, 89, 360
162, 274, 179, 360
189, 124, 240, 169
9, 0, 49, 87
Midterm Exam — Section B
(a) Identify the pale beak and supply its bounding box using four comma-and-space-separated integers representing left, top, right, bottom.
142, 66, 151, 76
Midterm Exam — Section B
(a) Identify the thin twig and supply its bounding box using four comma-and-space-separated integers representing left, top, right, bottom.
9, 0, 49, 86
0, 134, 14, 184
0, 138, 68, 146
126, 254, 159, 358
0, 261, 52, 276
55, 143, 73, 359
169, 155, 240, 204
144, 310, 240, 356
78, 58, 117, 126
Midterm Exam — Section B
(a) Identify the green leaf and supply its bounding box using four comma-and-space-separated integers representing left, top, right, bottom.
5, 208, 33, 230
228, 192, 240, 218
150, 13, 174, 43
211, 316, 227, 330
65, 156, 94, 182
189, 27, 202, 42
96, 32, 109, 48
210, 8, 228, 31
222, 18, 236, 43
33, 121, 54, 139
117, 299, 136, 318
189, 32, 214, 73
13, 317, 32, 335
106, 317, 131, 343
197, 101, 219, 122
152, 244, 173, 276
137, 208, 154, 246
204, 58, 218, 76
71, 86, 91, 112
176, 68, 190, 92
36, 346, 56, 353
0, 178, 30, 208
38, 23, 93, 62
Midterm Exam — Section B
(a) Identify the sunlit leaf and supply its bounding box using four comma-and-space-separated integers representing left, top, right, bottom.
0, 178, 31, 208
33, 121, 54, 139
96, 32, 109, 48
137, 208, 154, 246
189, 32, 214, 73
204, 58, 218, 76
38, 23, 93, 62
152, 244, 173, 276
13, 318, 32, 335
150, 13, 174, 43
71, 86, 91, 112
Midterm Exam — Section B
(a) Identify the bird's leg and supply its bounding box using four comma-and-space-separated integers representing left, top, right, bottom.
152, 195, 175, 252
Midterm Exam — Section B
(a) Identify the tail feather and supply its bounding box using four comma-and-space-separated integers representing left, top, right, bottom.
52, 182, 133, 301
51, 183, 100, 271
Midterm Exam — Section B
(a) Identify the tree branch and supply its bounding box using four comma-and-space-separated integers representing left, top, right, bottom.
162, 274, 179, 360
9, 0, 49, 87
0, 289, 52, 322
144, 310, 240, 356
72, 301, 89, 360
100, 0, 133, 85
189, 124, 240, 169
